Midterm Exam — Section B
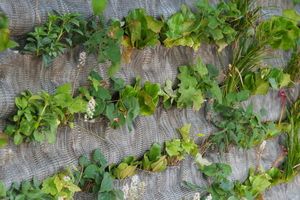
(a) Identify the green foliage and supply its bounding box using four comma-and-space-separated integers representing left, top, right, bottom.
234, 167, 272, 198
140, 142, 167, 172
122, 8, 163, 49
73, 15, 124, 77
243, 67, 292, 95
210, 95, 271, 151
4, 83, 87, 145
74, 149, 124, 200
5, 177, 53, 200
292, 0, 300, 5
165, 124, 198, 165
80, 71, 162, 130
256, 9, 300, 50
193, 0, 239, 51
0, 14, 19, 52
160, 5, 202, 50
41, 166, 81, 199
23, 10, 83, 67
162, 57, 222, 111
108, 156, 141, 179
285, 38, 300, 83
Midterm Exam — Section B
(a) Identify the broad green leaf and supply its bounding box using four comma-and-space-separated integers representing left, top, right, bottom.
182, 180, 202, 190
111, 189, 124, 200
14, 132, 23, 145
145, 16, 163, 33
93, 148, 105, 163
33, 130, 44, 143
119, 165, 137, 179
194, 57, 208, 75
236, 90, 250, 102
165, 139, 182, 157
106, 43, 121, 63
92, 0, 107, 16
79, 87, 91, 100
100, 172, 114, 192
91, 86, 111, 100
86, 31, 104, 45
151, 155, 167, 172
94, 99, 105, 116
43, 129, 56, 144
292, 0, 300, 5
55, 83, 71, 95
282, 9, 300, 26
147, 142, 162, 161
79, 156, 89, 167
53, 176, 64, 193
111, 77, 125, 91
90, 71, 103, 81
178, 124, 191, 141
83, 164, 98, 179
98, 192, 111, 200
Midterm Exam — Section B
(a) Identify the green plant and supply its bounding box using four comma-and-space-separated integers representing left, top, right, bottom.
165, 124, 198, 166
0, 14, 19, 52
0, 132, 8, 149
140, 142, 167, 172
79, 71, 162, 130
292, 0, 300, 5
5, 177, 53, 200
210, 91, 276, 152
256, 9, 300, 51
41, 166, 81, 199
108, 156, 140, 179
23, 10, 82, 67
74, 149, 124, 200
160, 5, 203, 50
183, 162, 238, 200
285, 38, 300, 83
4, 83, 87, 145
243, 66, 292, 95
162, 57, 222, 111
122, 8, 163, 49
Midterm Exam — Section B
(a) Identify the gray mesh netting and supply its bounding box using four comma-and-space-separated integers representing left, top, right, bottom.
0, 0, 300, 200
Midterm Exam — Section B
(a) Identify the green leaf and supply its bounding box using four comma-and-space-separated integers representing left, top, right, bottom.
90, 71, 103, 81
14, 132, 23, 145
91, 86, 111, 101
93, 148, 105, 163
107, 62, 121, 77
111, 77, 125, 91
282, 9, 300, 26
165, 139, 182, 157
106, 42, 121, 63
41, 177, 57, 195
100, 172, 114, 192
33, 130, 44, 143
98, 192, 111, 200
0, 132, 9, 148
194, 153, 212, 170
0, 180, 6, 196
83, 164, 98, 179
42, 54, 52, 67
86, 31, 104, 45
92, 0, 107, 16
236, 90, 250, 102
79, 156, 89, 167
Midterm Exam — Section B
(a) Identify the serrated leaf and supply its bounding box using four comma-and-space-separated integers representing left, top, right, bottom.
41, 177, 57, 195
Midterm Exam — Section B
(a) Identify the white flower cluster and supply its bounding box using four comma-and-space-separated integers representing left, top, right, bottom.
77, 52, 86, 68
122, 175, 146, 200
63, 175, 71, 182
193, 192, 200, 200
84, 98, 96, 122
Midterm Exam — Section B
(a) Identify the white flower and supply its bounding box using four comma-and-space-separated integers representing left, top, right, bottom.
205, 194, 212, 200
57, 197, 64, 200
78, 52, 86, 68
259, 140, 267, 152
63, 176, 71, 182
85, 98, 96, 121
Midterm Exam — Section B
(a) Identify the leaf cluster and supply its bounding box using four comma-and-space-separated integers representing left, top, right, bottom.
108, 156, 140, 179
24, 10, 83, 67
140, 142, 167, 172
162, 57, 222, 111
165, 124, 198, 166
74, 149, 124, 200
41, 166, 81, 199
256, 9, 300, 51
79, 71, 162, 131
122, 8, 163, 49
0, 14, 19, 52
243, 67, 292, 95
4, 83, 87, 145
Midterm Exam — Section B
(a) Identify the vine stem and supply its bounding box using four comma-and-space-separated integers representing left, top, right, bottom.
74, 123, 106, 141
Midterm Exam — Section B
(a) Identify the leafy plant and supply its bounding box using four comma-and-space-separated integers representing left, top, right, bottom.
210, 92, 275, 152
5, 177, 53, 200
165, 124, 198, 166
243, 66, 292, 95
122, 8, 163, 49
0, 14, 18, 52
160, 5, 203, 50
140, 142, 167, 172
23, 10, 83, 67
41, 166, 81, 199
0, 132, 9, 149
74, 149, 124, 200
162, 57, 222, 111
108, 156, 140, 179
4, 83, 87, 145
79, 71, 162, 130
256, 9, 300, 50
285, 38, 300, 83
292, 0, 300, 5
183, 162, 238, 200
